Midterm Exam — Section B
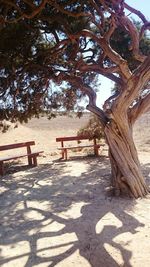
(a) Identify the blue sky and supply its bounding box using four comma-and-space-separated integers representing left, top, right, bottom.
96, 1, 150, 108
126, 0, 149, 20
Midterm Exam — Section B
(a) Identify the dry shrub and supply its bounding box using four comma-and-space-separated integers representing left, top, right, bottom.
77, 114, 104, 141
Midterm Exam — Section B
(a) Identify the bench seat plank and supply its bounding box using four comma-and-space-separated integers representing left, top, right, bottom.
0, 151, 43, 162
58, 145, 100, 150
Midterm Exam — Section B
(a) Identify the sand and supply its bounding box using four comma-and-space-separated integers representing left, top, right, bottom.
0, 113, 150, 267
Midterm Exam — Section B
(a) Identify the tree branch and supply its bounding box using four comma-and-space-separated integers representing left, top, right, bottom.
89, 0, 105, 32
2, 0, 48, 23
119, 15, 146, 62
103, 90, 120, 111
71, 30, 132, 81
129, 93, 150, 123
50, 1, 90, 18
113, 56, 150, 112
124, 2, 148, 23
77, 63, 122, 84
77, 82, 109, 126
104, 13, 117, 41
133, 55, 150, 93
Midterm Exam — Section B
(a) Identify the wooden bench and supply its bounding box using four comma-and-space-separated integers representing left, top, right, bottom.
56, 136, 103, 160
0, 141, 43, 175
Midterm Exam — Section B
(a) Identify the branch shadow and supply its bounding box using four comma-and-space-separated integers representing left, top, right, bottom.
0, 157, 149, 267
2, 160, 34, 175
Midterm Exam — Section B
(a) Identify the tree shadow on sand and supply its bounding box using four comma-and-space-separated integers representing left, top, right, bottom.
0, 157, 149, 267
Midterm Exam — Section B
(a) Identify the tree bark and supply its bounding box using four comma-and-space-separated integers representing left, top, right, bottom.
104, 116, 149, 198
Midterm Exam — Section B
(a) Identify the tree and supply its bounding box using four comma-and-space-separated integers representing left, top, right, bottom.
0, 0, 150, 197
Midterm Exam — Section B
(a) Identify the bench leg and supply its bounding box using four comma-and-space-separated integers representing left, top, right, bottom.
95, 147, 99, 156
62, 149, 65, 159
94, 145, 100, 156
32, 156, 37, 166
64, 149, 67, 160
28, 155, 38, 166
0, 161, 4, 176
61, 149, 67, 160
28, 155, 33, 166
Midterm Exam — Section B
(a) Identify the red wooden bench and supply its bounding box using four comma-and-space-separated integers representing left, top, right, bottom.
56, 136, 104, 160
0, 141, 43, 175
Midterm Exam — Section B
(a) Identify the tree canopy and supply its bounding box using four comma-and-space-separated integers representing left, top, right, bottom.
0, 0, 149, 123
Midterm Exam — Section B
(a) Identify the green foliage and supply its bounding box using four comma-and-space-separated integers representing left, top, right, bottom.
0, 1, 90, 123
77, 114, 104, 140
0, 1, 149, 126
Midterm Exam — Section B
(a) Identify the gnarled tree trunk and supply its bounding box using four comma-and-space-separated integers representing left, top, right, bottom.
104, 114, 149, 198
71, 75, 150, 198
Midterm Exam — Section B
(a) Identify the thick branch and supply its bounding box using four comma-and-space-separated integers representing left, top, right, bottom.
103, 90, 120, 111
124, 3, 150, 42
104, 13, 117, 41
72, 30, 132, 81
77, 63, 122, 84
129, 93, 150, 123
113, 56, 150, 112
119, 16, 146, 62
134, 55, 150, 79
78, 83, 109, 126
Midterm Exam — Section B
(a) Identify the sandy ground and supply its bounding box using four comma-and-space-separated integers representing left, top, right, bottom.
0, 113, 150, 267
